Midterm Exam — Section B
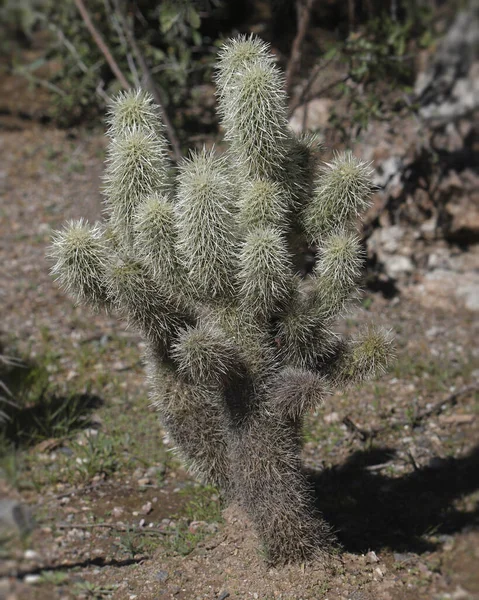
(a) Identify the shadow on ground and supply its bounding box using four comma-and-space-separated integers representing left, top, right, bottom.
308, 444, 479, 554
1, 355, 103, 449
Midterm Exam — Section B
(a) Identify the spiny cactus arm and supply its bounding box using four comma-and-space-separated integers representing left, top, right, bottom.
264, 367, 328, 421
309, 230, 364, 319
106, 89, 164, 138
219, 57, 290, 179
324, 327, 395, 386
106, 258, 191, 350
49, 219, 111, 310
302, 152, 374, 241
237, 227, 292, 319
133, 192, 180, 288
237, 178, 290, 232
215, 35, 276, 100
103, 125, 170, 244
275, 302, 336, 369
175, 148, 237, 300
171, 322, 241, 387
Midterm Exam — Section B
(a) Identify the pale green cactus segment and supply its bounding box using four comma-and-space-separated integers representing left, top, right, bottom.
237, 227, 292, 318
221, 59, 289, 178
312, 231, 364, 317
237, 178, 289, 231
106, 89, 164, 138
215, 34, 276, 101
332, 327, 395, 386
276, 305, 336, 369
303, 151, 374, 241
350, 327, 395, 381
175, 148, 237, 300
133, 192, 178, 286
104, 125, 170, 243
106, 258, 186, 346
49, 219, 110, 309
171, 322, 240, 387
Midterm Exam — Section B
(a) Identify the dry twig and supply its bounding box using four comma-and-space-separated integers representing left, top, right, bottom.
73, 0, 130, 90
285, 0, 316, 98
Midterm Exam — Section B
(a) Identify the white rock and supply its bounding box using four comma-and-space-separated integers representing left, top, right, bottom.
288, 98, 333, 134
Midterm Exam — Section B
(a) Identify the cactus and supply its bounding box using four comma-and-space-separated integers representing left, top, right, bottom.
49, 35, 394, 564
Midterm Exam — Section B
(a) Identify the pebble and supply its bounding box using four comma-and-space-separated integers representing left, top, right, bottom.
155, 570, 169, 582
112, 507, 124, 518
141, 501, 153, 515
188, 520, 207, 534
218, 592, 230, 600
137, 478, 151, 486
366, 550, 379, 563
23, 549, 39, 560
24, 575, 41, 584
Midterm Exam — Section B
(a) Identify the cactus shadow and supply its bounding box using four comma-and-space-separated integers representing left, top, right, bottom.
1, 357, 103, 449
307, 444, 479, 554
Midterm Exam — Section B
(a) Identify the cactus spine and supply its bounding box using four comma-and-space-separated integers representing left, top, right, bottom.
50, 35, 393, 564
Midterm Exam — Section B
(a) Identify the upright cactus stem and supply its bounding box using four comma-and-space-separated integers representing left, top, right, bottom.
49, 36, 394, 565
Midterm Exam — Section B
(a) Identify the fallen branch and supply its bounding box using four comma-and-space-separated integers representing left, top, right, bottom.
54, 521, 169, 535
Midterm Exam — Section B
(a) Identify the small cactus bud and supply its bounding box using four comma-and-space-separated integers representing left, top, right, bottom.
265, 367, 327, 421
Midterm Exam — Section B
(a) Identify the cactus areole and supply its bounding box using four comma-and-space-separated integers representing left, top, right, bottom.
50, 36, 393, 564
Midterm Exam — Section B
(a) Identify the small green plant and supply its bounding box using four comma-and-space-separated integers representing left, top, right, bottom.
50, 36, 394, 564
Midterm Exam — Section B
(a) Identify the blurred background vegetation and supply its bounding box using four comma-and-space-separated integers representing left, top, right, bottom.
0, 0, 454, 139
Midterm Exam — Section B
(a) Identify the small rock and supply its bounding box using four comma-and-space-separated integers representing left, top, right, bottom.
393, 552, 415, 563
188, 520, 207, 534
141, 501, 153, 515
288, 98, 333, 134
137, 478, 151, 486
324, 412, 340, 424
24, 574, 41, 584
155, 570, 169, 582
112, 507, 124, 518
0, 500, 34, 536
23, 549, 39, 560
383, 255, 414, 278
146, 464, 166, 478
218, 592, 230, 600
366, 550, 380, 563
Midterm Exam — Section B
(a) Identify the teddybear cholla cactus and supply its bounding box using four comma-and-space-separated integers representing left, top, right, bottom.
50, 36, 393, 564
